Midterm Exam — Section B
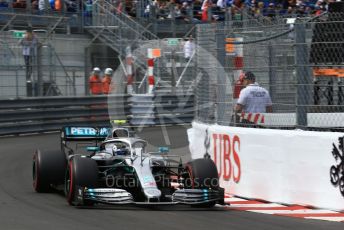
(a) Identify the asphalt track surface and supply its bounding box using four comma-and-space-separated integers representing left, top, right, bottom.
0, 126, 342, 230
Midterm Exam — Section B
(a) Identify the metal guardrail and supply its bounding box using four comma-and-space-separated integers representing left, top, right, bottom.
0, 94, 194, 135
129, 94, 194, 126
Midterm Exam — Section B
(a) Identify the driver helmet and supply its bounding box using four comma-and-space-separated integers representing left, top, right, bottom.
112, 144, 130, 156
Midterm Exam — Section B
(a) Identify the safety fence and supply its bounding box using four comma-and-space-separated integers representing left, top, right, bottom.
0, 94, 194, 135
193, 2, 344, 131
0, 29, 89, 98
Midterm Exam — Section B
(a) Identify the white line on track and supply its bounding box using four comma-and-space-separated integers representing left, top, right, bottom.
250, 209, 338, 215
228, 203, 286, 208
305, 217, 344, 222
224, 197, 249, 202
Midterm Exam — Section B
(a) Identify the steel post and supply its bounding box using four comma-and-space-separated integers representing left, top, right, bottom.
216, 23, 226, 125
295, 21, 312, 129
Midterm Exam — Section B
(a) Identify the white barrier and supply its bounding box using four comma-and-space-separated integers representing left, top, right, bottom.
187, 121, 344, 211
263, 112, 344, 127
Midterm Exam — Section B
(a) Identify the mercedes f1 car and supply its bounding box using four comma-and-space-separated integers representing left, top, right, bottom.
32, 125, 224, 207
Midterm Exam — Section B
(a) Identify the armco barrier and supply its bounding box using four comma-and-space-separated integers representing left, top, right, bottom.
129, 94, 194, 126
0, 94, 194, 136
188, 121, 344, 211
0, 95, 127, 136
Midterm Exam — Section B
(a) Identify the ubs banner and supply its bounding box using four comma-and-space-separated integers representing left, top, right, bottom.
187, 122, 344, 211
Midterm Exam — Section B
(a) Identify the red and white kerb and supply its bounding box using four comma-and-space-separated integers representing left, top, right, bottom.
240, 112, 265, 124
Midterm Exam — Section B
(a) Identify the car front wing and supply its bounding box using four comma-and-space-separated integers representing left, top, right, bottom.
76, 187, 225, 206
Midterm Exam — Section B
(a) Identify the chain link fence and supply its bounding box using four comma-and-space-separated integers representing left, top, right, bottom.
0, 31, 88, 98
194, 3, 344, 131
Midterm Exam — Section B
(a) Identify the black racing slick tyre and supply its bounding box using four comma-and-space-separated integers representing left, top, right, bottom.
32, 149, 66, 193
185, 158, 220, 208
65, 156, 98, 206
185, 158, 219, 189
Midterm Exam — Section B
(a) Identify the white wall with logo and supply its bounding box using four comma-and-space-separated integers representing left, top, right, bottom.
187, 121, 344, 211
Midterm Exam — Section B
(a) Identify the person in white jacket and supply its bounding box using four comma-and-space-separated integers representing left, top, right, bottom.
183, 35, 195, 61
38, 0, 46, 12
235, 71, 272, 114
217, 0, 225, 8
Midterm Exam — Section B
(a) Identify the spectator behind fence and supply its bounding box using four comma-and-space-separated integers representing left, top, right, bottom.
0, 0, 8, 8
235, 71, 272, 115
49, 0, 54, 9
12, 0, 39, 9
201, 0, 212, 21
265, 2, 276, 18
102, 68, 113, 94
54, 0, 62, 11
38, 0, 46, 13
89, 67, 102, 95
20, 27, 38, 82
84, 0, 93, 25
64, 0, 78, 12
183, 35, 195, 61
13, 0, 26, 8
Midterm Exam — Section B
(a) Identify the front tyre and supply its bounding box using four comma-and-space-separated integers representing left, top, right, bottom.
184, 158, 220, 207
65, 156, 98, 206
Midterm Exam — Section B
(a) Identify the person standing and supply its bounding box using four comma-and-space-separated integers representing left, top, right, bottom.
235, 71, 272, 118
183, 35, 195, 61
201, 0, 211, 21
20, 27, 38, 82
84, 0, 93, 26
89, 67, 102, 95
102, 68, 113, 94
38, 0, 46, 13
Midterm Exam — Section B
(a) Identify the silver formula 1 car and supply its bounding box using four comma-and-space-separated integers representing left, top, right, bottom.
32, 125, 224, 207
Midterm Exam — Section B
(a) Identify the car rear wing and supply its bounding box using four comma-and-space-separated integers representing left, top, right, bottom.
61, 126, 110, 141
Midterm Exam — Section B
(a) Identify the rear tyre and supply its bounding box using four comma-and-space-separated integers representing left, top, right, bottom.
185, 158, 219, 208
65, 156, 98, 206
32, 149, 66, 193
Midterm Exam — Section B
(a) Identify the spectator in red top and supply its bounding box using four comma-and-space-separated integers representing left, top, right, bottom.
201, 0, 211, 21
89, 67, 102, 95
102, 68, 114, 94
